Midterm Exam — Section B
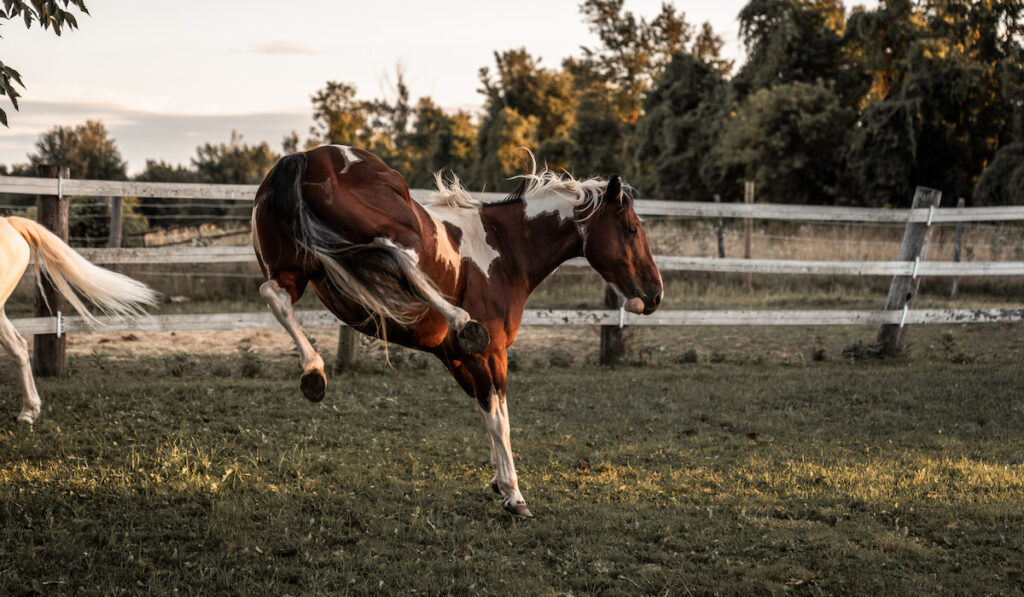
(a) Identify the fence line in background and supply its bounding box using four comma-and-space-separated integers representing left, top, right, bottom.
4, 175, 1024, 368
5, 174, 1024, 223
54, 247, 1024, 277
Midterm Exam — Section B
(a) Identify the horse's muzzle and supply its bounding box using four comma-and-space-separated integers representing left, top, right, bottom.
642, 289, 663, 315
626, 288, 662, 315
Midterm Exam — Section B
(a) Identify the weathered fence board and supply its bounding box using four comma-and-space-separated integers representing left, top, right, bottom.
40, 247, 1024, 277
12, 308, 1024, 336
6, 175, 1024, 222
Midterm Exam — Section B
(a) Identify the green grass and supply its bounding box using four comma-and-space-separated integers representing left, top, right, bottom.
2, 341, 1023, 595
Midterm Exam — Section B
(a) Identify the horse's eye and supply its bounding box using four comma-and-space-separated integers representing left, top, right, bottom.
628, 226, 638, 235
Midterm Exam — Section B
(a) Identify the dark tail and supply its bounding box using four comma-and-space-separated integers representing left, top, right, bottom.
260, 151, 429, 327
264, 152, 310, 242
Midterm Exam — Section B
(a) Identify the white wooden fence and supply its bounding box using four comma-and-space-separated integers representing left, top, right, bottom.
3, 174, 1024, 339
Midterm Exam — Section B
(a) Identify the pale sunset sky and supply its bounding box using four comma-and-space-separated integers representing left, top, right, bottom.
0, 1, 873, 174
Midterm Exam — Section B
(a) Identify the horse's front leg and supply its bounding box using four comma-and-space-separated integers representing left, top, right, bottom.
259, 276, 326, 402
477, 387, 530, 516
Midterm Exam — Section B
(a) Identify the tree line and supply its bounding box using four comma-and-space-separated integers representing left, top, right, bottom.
2, 0, 1022, 244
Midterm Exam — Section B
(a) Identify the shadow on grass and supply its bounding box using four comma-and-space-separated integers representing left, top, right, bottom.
1, 356, 1022, 595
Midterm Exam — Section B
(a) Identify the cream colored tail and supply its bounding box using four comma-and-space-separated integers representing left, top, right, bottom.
6, 216, 158, 325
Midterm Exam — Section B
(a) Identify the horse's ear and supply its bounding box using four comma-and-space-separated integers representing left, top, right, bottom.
605, 175, 623, 204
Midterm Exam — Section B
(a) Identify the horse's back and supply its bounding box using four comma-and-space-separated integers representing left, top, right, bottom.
300, 145, 424, 247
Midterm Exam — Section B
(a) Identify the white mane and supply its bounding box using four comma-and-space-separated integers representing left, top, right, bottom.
421, 153, 626, 220
421, 172, 480, 209
511, 169, 612, 219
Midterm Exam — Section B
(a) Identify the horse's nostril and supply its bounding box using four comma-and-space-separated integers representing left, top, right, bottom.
654, 292, 663, 306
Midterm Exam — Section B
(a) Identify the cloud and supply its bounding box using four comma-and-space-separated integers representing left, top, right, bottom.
243, 40, 321, 55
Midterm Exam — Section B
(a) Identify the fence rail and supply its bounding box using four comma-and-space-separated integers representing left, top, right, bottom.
5, 174, 1024, 222
60, 247, 1024, 276
11, 308, 1024, 337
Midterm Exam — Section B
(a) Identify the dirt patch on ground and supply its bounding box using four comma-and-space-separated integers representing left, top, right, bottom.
61, 325, 597, 362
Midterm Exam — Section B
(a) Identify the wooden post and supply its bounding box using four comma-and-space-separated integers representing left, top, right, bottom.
33, 165, 71, 377
599, 285, 629, 365
108, 196, 124, 248
950, 197, 965, 299
335, 326, 360, 372
875, 186, 942, 356
714, 194, 727, 287
743, 182, 754, 287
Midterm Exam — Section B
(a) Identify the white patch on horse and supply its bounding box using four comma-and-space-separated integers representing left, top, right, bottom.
422, 203, 500, 278
523, 193, 574, 222
426, 213, 462, 277
331, 144, 362, 174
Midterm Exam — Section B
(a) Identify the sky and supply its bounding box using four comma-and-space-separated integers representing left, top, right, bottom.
2, 1, 757, 174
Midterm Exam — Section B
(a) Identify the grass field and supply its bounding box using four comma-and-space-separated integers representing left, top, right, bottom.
2, 325, 1023, 595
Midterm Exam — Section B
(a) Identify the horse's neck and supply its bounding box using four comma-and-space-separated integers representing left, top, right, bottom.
485, 196, 583, 292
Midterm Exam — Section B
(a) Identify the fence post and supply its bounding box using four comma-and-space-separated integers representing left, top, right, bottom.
108, 196, 124, 248
743, 182, 754, 287
950, 197, 965, 299
875, 186, 942, 356
600, 285, 629, 365
335, 326, 360, 372
714, 194, 727, 287
33, 165, 71, 377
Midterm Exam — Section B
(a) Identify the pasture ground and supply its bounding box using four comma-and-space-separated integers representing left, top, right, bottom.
1, 324, 1023, 595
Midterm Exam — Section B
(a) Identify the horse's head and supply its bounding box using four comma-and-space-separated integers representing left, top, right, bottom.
582, 176, 663, 315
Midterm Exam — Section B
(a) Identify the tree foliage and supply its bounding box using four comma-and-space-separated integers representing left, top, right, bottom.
26, 120, 147, 244
633, 52, 727, 200
0, 0, 88, 126
713, 81, 852, 204
8, 0, 1024, 221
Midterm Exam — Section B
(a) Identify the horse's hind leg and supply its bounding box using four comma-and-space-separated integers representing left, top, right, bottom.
375, 239, 489, 353
0, 311, 41, 423
260, 275, 327, 402
0, 222, 40, 423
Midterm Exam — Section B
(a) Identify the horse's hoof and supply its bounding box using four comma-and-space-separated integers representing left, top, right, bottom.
503, 501, 533, 518
300, 369, 327, 403
15, 413, 36, 425
457, 321, 490, 354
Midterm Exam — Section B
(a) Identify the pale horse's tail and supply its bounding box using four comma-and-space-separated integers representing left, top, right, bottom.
5, 216, 158, 324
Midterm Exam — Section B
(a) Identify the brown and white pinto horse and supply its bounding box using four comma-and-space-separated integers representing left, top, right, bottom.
252, 145, 662, 516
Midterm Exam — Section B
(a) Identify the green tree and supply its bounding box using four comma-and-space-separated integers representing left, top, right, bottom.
844, 0, 1023, 205
191, 131, 277, 223
578, 0, 692, 124
133, 160, 203, 226
28, 120, 126, 180
192, 131, 277, 184
475, 49, 575, 187
27, 120, 148, 245
711, 81, 852, 204
1, 0, 88, 126
570, 2, 721, 178
404, 97, 477, 188
633, 52, 728, 200
361, 68, 414, 172
309, 81, 368, 146
475, 106, 538, 191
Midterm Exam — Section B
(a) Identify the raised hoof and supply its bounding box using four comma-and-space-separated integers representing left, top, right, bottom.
300, 369, 327, 403
456, 321, 490, 354
503, 501, 533, 518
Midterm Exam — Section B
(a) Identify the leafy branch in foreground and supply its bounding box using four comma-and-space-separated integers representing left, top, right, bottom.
0, 0, 89, 126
